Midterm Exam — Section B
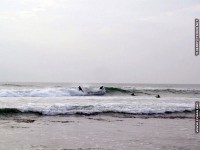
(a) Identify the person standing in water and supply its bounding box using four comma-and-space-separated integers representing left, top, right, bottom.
78, 86, 83, 92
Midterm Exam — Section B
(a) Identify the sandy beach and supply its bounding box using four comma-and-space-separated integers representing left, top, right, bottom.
0, 83, 199, 150
0, 113, 199, 150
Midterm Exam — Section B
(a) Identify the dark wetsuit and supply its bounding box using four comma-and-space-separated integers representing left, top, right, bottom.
100, 86, 104, 90
78, 86, 83, 92
156, 95, 160, 98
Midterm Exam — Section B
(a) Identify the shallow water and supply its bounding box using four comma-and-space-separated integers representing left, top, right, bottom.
0, 83, 199, 116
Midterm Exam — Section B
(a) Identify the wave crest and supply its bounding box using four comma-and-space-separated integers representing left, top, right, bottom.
0, 102, 191, 116
0, 87, 105, 97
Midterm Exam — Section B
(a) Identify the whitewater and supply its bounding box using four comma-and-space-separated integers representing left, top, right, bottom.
0, 83, 199, 116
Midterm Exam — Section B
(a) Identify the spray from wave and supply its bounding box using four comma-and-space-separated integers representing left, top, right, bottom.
0, 87, 106, 97
0, 86, 199, 97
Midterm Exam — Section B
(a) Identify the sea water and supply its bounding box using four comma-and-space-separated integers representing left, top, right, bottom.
0, 83, 199, 116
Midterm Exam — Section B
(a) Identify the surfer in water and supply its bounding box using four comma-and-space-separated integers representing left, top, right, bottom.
78, 86, 83, 92
100, 86, 104, 90
156, 94, 160, 98
131, 93, 135, 96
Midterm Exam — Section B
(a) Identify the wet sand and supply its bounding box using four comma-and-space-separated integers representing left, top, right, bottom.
0, 114, 199, 150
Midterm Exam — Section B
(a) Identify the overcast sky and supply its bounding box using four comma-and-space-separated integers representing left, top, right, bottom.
0, 0, 200, 84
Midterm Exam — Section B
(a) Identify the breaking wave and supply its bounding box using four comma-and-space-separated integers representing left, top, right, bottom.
0, 102, 194, 116
0, 86, 199, 97
0, 88, 106, 97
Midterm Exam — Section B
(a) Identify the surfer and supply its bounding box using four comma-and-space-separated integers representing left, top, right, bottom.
156, 94, 160, 98
131, 93, 135, 96
100, 86, 104, 90
78, 86, 83, 92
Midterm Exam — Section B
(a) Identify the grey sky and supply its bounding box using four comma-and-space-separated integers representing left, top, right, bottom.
0, 0, 200, 84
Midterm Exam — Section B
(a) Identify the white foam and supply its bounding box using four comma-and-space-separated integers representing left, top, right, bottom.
18, 102, 194, 115
15, 97, 196, 115
0, 88, 105, 97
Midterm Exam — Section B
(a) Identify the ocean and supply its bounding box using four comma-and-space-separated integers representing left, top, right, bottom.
0, 83, 199, 116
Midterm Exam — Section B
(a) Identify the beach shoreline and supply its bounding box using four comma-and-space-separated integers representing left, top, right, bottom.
0, 113, 199, 150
